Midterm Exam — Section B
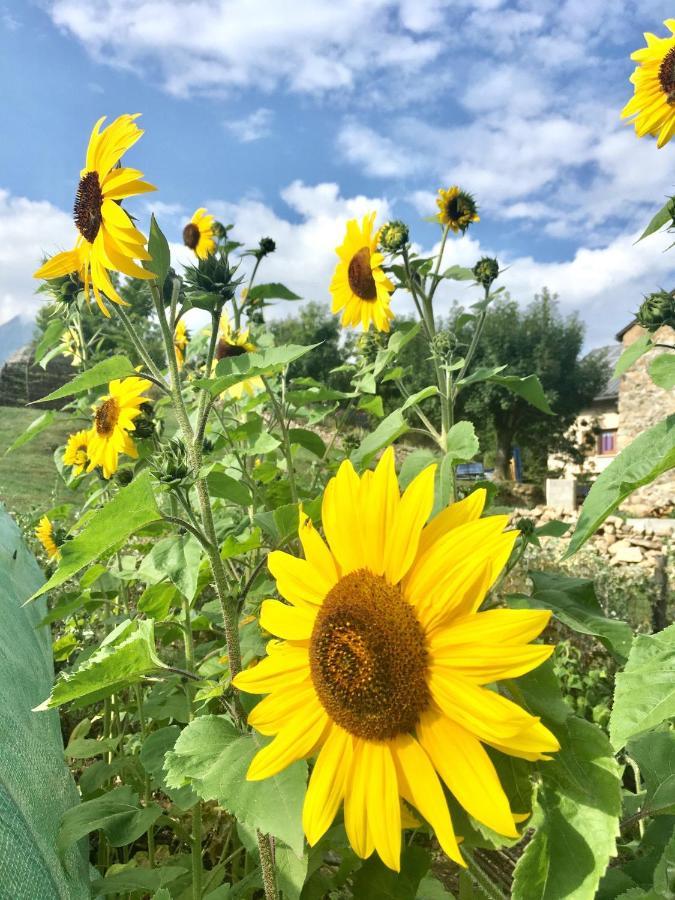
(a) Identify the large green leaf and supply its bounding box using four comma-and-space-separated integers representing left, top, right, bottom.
34, 319, 65, 367
614, 333, 653, 378
489, 373, 554, 414
248, 283, 301, 302
198, 345, 319, 397
0, 506, 89, 898
566, 414, 675, 556
140, 725, 198, 809
57, 784, 162, 853
138, 533, 203, 602
90, 865, 186, 895
627, 731, 675, 819
444, 420, 479, 464
351, 409, 408, 468
351, 845, 431, 899
638, 197, 674, 242
30, 471, 161, 600
609, 624, 675, 749
145, 214, 171, 288
33, 354, 136, 404
36, 619, 167, 710
511, 571, 633, 662
649, 354, 675, 391
164, 715, 307, 855
4, 410, 55, 455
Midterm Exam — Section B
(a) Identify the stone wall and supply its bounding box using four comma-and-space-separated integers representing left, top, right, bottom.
0, 345, 73, 409
617, 323, 675, 516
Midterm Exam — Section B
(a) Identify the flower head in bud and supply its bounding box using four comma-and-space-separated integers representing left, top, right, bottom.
37, 271, 83, 307
254, 236, 276, 260
116, 469, 134, 487
152, 436, 191, 486
378, 220, 409, 254
636, 290, 675, 331
133, 401, 156, 440
183, 250, 240, 311
435, 187, 479, 233
431, 329, 455, 360
472, 257, 500, 289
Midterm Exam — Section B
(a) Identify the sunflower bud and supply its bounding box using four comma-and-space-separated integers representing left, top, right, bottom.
254, 236, 276, 260
37, 270, 83, 306
116, 469, 134, 487
152, 437, 191, 486
636, 290, 675, 331
472, 256, 500, 289
378, 220, 409, 254
431, 329, 455, 359
212, 221, 231, 240
133, 402, 156, 440
183, 250, 240, 311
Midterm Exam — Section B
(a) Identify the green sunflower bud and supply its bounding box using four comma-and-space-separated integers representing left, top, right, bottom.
37, 270, 83, 306
133, 402, 156, 440
472, 256, 500, 289
254, 236, 276, 260
183, 249, 241, 311
116, 469, 134, 487
378, 220, 409, 254
636, 290, 675, 331
152, 437, 191, 486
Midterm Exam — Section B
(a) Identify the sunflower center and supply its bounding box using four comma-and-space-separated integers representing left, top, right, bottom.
444, 196, 462, 222
309, 569, 430, 741
183, 222, 201, 250
74, 171, 104, 244
216, 340, 248, 360
74, 447, 87, 465
347, 247, 378, 301
95, 398, 120, 437
659, 47, 675, 102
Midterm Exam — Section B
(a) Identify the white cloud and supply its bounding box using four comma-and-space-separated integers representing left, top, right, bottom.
225, 107, 273, 143
0, 190, 73, 325
337, 121, 418, 178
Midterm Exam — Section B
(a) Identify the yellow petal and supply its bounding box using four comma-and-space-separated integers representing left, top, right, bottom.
383, 463, 436, 585
322, 461, 366, 573
34, 249, 81, 280
247, 680, 321, 736
298, 509, 339, 585
364, 742, 401, 872
416, 488, 486, 560
247, 705, 327, 780
303, 725, 353, 846
259, 599, 318, 641
268, 551, 331, 606
429, 641, 554, 684
233, 643, 310, 694
361, 447, 399, 576
343, 739, 374, 860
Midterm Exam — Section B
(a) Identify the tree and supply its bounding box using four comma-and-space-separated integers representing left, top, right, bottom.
455, 290, 609, 481
270, 302, 354, 389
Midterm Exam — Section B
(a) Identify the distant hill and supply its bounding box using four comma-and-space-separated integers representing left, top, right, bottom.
0, 316, 35, 365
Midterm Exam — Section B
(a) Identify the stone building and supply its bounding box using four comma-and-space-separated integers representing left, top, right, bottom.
0, 344, 73, 409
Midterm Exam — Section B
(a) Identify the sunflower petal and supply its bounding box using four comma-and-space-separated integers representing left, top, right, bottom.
303, 725, 353, 846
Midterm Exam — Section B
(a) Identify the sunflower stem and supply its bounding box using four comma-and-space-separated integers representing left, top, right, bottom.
463, 849, 509, 900
257, 831, 278, 900
114, 304, 166, 384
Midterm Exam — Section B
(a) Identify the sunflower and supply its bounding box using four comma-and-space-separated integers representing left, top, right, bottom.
622, 19, 675, 148
330, 213, 395, 332
174, 319, 189, 370
86, 375, 152, 479
63, 430, 91, 476
59, 326, 84, 367
35, 516, 60, 560
214, 313, 263, 399
233, 449, 559, 872
33, 114, 156, 317
183, 208, 216, 259
436, 187, 480, 232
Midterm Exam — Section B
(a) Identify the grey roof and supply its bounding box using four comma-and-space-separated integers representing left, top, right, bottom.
586, 344, 621, 401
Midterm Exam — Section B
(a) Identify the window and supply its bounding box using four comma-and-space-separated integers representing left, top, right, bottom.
598, 429, 617, 455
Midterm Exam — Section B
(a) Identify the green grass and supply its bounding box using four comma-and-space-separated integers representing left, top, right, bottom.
0, 406, 85, 516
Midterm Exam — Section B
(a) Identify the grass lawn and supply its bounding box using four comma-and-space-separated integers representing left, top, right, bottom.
0, 406, 85, 516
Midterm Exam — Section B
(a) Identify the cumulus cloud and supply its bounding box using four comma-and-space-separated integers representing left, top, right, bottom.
225, 107, 274, 143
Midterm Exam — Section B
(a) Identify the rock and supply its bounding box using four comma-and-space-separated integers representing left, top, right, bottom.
604, 534, 617, 547
613, 545, 644, 564
608, 539, 632, 556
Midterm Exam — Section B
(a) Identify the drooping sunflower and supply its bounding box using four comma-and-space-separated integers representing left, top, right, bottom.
86, 375, 152, 479
33, 114, 157, 317
35, 516, 60, 560
233, 449, 559, 872
436, 187, 480, 232
214, 313, 263, 399
63, 430, 91, 476
174, 319, 189, 370
183, 208, 216, 259
329, 213, 395, 332
622, 19, 675, 148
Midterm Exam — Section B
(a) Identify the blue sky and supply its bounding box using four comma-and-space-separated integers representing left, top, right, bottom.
2, 0, 675, 346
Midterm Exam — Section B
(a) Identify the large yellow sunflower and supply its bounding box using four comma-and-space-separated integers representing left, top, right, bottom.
622, 19, 675, 148
174, 319, 189, 370
63, 430, 91, 476
183, 208, 216, 259
233, 449, 558, 872
35, 516, 60, 560
86, 375, 152, 479
214, 313, 262, 399
330, 213, 394, 332
33, 114, 156, 317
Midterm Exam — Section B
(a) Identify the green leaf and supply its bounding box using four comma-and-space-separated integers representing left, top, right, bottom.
4, 410, 55, 455
399, 450, 438, 489
387, 322, 421, 354
351, 409, 408, 468
638, 197, 674, 242
140, 725, 198, 809
288, 428, 326, 458
57, 784, 162, 854
514, 571, 633, 662
90, 865, 185, 895
401, 386, 438, 412
442, 264, 474, 281
145, 213, 171, 288
200, 344, 320, 397
565, 414, 675, 556
352, 845, 431, 899
444, 421, 479, 464
32, 354, 136, 404
614, 333, 653, 378
512, 717, 622, 900
30, 471, 161, 600
34, 319, 65, 366
456, 364, 507, 388
627, 731, 675, 818
649, 354, 675, 390
275, 842, 308, 900
416, 874, 455, 898
207, 471, 252, 505
609, 623, 675, 749
535, 520, 570, 538
138, 534, 203, 602
164, 715, 307, 855
248, 283, 301, 302
36, 619, 166, 710
489, 374, 554, 414
137, 582, 179, 619
359, 394, 385, 418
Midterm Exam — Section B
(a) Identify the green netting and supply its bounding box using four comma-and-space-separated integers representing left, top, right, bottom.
0, 505, 89, 899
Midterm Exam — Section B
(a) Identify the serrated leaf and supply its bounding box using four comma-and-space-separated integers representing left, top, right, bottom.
489, 374, 553, 414
566, 414, 675, 556
401, 386, 438, 412
199, 344, 320, 397
610, 624, 675, 749
614, 333, 653, 378
456, 364, 507, 388
138, 533, 203, 602
649, 354, 675, 390
5, 410, 55, 455
512, 717, 622, 900
442, 265, 474, 281
275, 842, 308, 900
36, 619, 166, 710
248, 283, 301, 302
351, 409, 408, 468
627, 731, 675, 818
140, 725, 198, 809
29, 471, 161, 601
164, 715, 307, 855
638, 197, 674, 242
34, 319, 65, 366
145, 214, 171, 288
445, 420, 479, 464
57, 785, 161, 854
32, 354, 136, 404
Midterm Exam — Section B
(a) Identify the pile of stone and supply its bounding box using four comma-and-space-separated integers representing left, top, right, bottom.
511, 505, 674, 570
